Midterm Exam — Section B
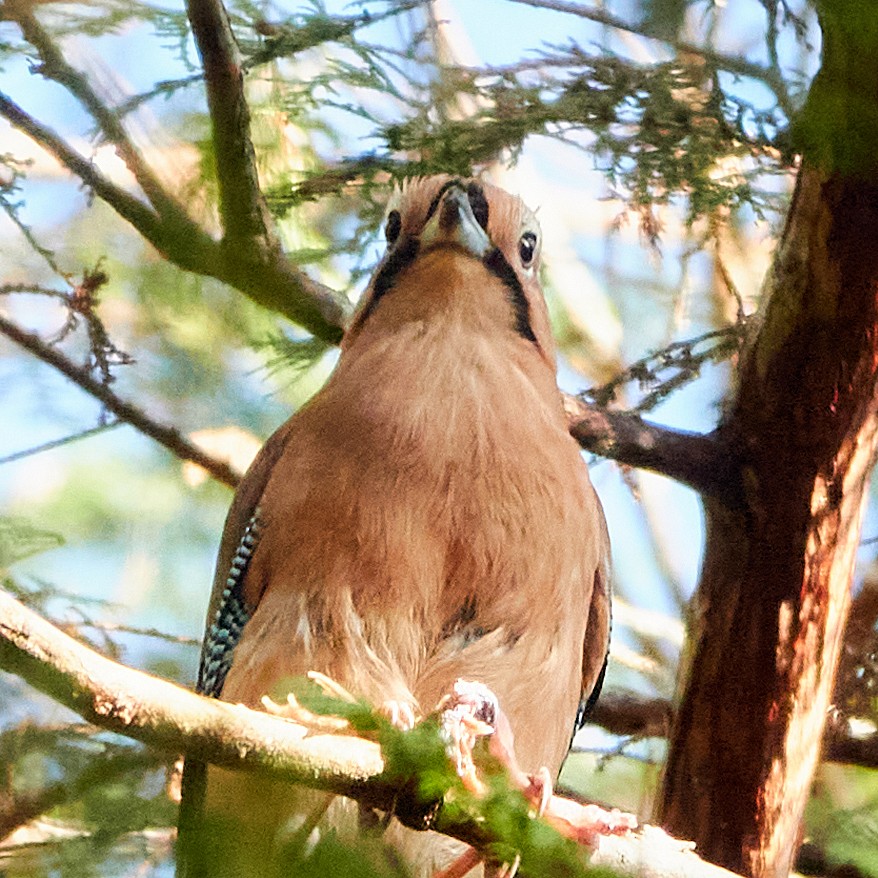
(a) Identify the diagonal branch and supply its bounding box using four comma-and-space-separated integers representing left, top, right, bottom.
563, 395, 745, 507
0, 91, 219, 275
0, 277, 736, 498
0, 90, 346, 340
0, 314, 242, 489
0, 586, 742, 878
2, 0, 193, 225
0, 93, 158, 249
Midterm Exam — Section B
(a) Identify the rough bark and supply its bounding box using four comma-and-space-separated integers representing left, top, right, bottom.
658, 7, 878, 872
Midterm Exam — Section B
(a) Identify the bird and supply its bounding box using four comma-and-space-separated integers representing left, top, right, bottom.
178, 175, 612, 877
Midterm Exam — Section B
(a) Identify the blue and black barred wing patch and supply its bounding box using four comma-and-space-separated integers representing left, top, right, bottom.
197, 510, 262, 697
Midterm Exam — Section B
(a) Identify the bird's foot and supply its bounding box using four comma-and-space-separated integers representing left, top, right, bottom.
261, 691, 351, 733
261, 671, 358, 732
380, 698, 418, 731
437, 679, 509, 796
537, 794, 638, 846
520, 766, 636, 846
437, 678, 637, 848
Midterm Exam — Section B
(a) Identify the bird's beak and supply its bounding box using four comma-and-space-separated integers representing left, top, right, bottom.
421, 184, 491, 258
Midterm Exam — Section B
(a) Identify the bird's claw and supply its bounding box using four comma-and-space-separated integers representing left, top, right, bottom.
261, 692, 350, 733
380, 698, 418, 730
260, 671, 357, 733
437, 679, 500, 795
526, 766, 554, 817
540, 797, 638, 846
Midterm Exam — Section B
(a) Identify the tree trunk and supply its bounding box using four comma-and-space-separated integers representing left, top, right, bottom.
658, 7, 878, 874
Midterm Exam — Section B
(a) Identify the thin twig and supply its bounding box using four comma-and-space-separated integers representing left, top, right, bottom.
2, 0, 191, 224
0, 314, 241, 489
506, 0, 795, 115
0, 421, 123, 467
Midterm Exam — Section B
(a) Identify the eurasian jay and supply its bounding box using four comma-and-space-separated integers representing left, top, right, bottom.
180, 176, 612, 877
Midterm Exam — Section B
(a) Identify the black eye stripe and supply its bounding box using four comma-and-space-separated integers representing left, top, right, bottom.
385, 209, 402, 243
357, 237, 421, 326
356, 189, 539, 349
482, 248, 539, 346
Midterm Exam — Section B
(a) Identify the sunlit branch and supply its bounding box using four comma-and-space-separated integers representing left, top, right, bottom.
563, 396, 745, 508
0, 314, 242, 489
0, 586, 745, 878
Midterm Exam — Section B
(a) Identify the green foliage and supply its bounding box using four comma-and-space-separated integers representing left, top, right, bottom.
793, 0, 878, 176
0, 726, 171, 877
286, 677, 625, 878
0, 517, 64, 569
583, 324, 746, 412
640, 0, 689, 42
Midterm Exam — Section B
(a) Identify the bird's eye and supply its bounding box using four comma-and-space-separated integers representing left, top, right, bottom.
385, 209, 402, 245
518, 231, 537, 266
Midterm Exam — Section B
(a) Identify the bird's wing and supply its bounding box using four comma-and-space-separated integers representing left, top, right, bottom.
178, 422, 301, 878
575, 531, 612, 737
196, 418, 297, 697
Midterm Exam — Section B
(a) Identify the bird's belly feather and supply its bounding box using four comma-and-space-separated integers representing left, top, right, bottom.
221, 335, 600, 775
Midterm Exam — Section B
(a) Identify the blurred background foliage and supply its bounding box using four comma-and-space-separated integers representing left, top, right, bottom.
1, 0, 877, 875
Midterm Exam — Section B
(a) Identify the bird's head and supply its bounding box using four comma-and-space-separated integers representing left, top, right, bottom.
343, 176, 555, 368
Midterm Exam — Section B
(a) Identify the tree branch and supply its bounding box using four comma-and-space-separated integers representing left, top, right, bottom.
0, 90, 346, 341
0, 314, 242, 489
185, 0, 275, 251
506, 0, 794, 115
0, 35, 746, 493
585, 692, 878, 771
0, 586, 743, 878
0, 282, 740, 498
563, 396, 745, 507
184, 0, 349, 340
2, 0, 192, 225
0, 91, 219, 274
